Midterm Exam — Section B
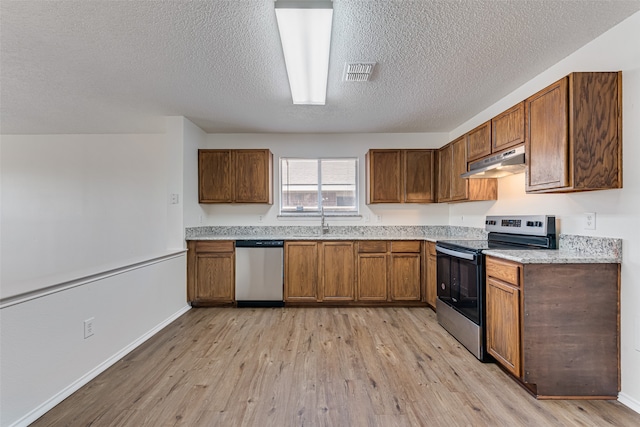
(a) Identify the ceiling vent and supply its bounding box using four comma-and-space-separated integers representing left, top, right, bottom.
344, 62, 376, 82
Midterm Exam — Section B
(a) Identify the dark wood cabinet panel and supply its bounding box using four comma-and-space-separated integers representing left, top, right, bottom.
366, 149, 403, 203
436, 144, 452, 202
199, 149, 273, 203
486, 276, 521, 377
492, 102, 525, 152
485, 256, 620, 398
467, 121, 492, 162
367, 149, 435, 204
404, 150, 435, 203
187, 240, 235, 306
525, 72, 622, 193
390, 253, 421, 301
525, 78, 569, 191
284, 242, 319, 302
426, 242, 437, 309
234, 149, 273, 203
450, 136, 468, 201
438, 138, 497, 203
320, 242, 355, 301
198, 150, 233, 203
357, 253, 388, 301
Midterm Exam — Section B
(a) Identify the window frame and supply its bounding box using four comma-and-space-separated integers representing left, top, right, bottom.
279, 157, 359, 216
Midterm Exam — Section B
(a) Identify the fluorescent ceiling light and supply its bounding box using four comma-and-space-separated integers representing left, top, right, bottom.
275, 1, 333, 105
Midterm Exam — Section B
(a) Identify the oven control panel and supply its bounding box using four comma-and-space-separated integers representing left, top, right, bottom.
485, 215, 556, 236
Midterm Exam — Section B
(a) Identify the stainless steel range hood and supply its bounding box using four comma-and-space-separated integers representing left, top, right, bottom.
461, 145, 525, 179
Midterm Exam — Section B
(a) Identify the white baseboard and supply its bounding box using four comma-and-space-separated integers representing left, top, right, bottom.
619, 392, 640, 415
11, 305, 191, 427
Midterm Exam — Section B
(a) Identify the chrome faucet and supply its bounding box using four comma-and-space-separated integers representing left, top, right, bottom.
321, 206, 329, 234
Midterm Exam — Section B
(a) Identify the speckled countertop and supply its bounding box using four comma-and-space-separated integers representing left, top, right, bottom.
185, 226, 622, 264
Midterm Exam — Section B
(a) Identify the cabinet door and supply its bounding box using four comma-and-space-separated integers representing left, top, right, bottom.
367, 150, 403, 203
426, 243, 437, 309
450, 136, 468, 201
320, 242, 355, 301
390, 253, 421, 301
284, 242, 318, 301
525, 77, 570, 192
467, 121, 491, 162
492, 102, 525, 152
404, 150, 435, 203
198, 150, 233, 203
486, 277, 521, 377
194, 253, 235, 303
436, 145, 452, 202
234, 149, 273, 203
357, 253, 388, 301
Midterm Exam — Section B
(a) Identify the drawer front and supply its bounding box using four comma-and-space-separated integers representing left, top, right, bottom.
358, 241, 388, 253
391, 241, 421, 253
195, 240, 234, 253
486, 256, 521, 286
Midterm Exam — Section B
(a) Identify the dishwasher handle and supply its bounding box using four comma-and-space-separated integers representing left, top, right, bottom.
235, 240, 284, 248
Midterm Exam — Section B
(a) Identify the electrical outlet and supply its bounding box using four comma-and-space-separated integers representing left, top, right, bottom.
584, 212, 596, 230
84, 318, 95, 339
170, 194, 179, 205
363, 214, 370, 222
258, 215, 264, 223
376, 214, 382, 222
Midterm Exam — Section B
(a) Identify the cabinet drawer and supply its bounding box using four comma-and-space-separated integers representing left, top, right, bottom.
486, 257, 521, 286
391, 241, 421, 253
358, 241, 388, 253
195, 241, 234, 253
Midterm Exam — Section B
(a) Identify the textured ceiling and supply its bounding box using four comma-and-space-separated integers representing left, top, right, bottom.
1, 0, 639, 135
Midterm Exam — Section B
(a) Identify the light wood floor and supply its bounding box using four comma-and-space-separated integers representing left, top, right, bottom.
33, 307, 640, 426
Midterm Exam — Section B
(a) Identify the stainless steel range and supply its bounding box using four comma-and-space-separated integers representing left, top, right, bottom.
435, 215, 556, 361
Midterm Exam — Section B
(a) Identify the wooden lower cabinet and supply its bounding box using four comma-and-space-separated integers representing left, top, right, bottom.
390, 253, 421, 301
187, 241, 235, 306
485, 256, 620, 398
486, 276, 521, 377
356, 253, 388, 301
320, 242, 355, 301
425, 242, 437, 309
284, 242, 319, 302
285, 240, 424, 305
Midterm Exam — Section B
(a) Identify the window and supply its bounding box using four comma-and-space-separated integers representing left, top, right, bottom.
280, 158, 358, 214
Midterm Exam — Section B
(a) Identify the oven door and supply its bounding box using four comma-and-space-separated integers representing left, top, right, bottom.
436, 245, 482, 325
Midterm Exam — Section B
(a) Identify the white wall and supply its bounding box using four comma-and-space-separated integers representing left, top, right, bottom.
447, 11, 640, 412
0, 123, 190, 426
187, 132, 451, 227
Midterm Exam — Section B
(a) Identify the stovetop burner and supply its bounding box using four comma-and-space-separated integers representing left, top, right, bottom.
437, 215, 557, 252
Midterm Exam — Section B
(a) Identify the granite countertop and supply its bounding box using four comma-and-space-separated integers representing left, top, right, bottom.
185, 226, 622, 264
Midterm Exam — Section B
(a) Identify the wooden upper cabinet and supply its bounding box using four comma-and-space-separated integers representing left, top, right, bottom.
405, 150, 435, 203
438, 137, 497, 203
199, 150, 233, 203
492, 102, 525, 152
198, 149, 273, 203
436, 144, 452, 202
366, 149, 403, 203
467, 121, 492, 162
525, 72, 622, 193
234, 149, 273, 203
450, 136, 468, 201
367, 149, 435, 204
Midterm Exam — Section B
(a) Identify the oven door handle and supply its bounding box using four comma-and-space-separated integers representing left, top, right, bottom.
436, 245, 476, 261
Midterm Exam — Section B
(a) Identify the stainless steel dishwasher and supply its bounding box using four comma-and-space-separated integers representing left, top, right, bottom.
235, 240, 284, 307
